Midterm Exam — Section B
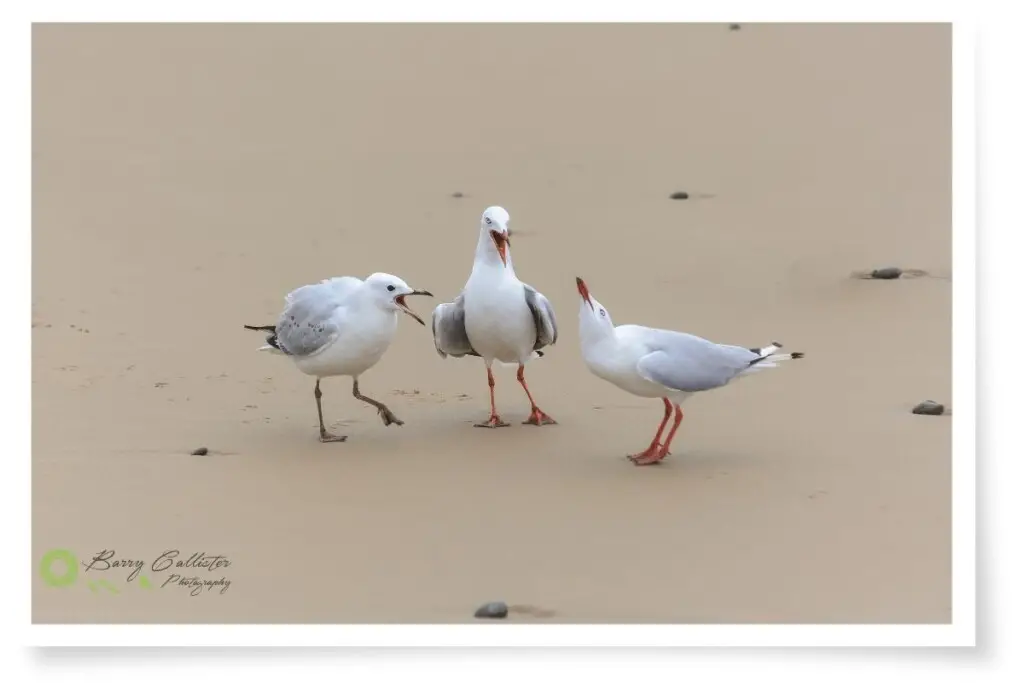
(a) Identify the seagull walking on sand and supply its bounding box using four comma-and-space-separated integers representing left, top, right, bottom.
575, 276, 804, 466
432, 206, 559, 428
244, 273, 433, 442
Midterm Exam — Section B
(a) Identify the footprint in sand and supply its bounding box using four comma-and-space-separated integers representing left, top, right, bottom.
390, 389, 472, 404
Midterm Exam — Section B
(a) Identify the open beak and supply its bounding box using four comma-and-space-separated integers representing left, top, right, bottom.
490, 230, 509, 267
576, 276, 594, 311
395, 289, 433, 326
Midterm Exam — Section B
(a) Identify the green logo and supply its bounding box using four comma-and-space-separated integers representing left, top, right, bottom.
39, 548, 142, 594
39, 549, 78, 588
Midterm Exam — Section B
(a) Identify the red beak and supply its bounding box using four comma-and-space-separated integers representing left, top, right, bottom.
490, 230, 508, 267
576, 276, 594, 310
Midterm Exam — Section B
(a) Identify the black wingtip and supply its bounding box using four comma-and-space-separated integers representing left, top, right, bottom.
791, 352, 805, 359
243, 324, 285, 352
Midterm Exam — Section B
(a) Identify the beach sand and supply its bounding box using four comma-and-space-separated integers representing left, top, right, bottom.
32, 23, 951, 624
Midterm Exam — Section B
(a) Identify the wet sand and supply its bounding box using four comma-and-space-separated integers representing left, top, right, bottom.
32, 23, 951, 623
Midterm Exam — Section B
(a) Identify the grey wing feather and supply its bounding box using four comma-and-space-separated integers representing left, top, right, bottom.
523, 284, 558, 351
635, 331, 758, 393
274, 282, 347, 357
431, 294, 479, 358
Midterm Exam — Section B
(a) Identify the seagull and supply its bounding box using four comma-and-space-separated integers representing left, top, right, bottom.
432, 206, 558, 428
244, 272, 433, 442
575, 276, 804, 466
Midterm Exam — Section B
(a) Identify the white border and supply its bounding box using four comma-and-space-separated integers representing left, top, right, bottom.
949, 8, 977, 653
19, 0, 970, 23
8, 0, 981, 657
28, 624, 968, 648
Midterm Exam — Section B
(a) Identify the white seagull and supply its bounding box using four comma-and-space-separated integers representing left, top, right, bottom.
244, 273, 433, 442
432, 206, 558, 428
576, 276, 804, 466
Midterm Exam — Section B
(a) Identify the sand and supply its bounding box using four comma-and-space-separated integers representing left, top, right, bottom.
32, 23, 951, 624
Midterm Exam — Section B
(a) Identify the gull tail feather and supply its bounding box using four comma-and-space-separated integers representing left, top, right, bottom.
258, 345, 286, 355
244, 324, 286, 354
747, 342, 805, 368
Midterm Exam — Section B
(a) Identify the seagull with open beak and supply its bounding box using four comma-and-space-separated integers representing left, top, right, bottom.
431, 206, 559, 428
244, 272, 433, 442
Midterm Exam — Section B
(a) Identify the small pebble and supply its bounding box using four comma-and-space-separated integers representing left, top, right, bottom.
729, 24, 742, 31
191, 447, 209, 456
474, 601, 509, 619
451, 191, 464, 198
870, 267, 903, 280
912, 401, 945, 416
669, 191, 690, 200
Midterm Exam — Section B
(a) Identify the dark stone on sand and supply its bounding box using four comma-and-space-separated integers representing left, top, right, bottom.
912, 401, 945, 416
669, 191, 690, 200
191, 447, 209, 456
729, 24, 742, 30
870, 267, 903, 280
474, 601, 509, 619
451, 191, 464, 198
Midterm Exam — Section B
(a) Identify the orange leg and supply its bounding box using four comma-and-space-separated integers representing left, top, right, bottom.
518, 364, 557, 426
627, 398, 673, 462
474, 365, 510, 428
633, 404, 683, 466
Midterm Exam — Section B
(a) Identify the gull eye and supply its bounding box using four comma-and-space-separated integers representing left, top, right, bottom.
485, 216, 493, 226
600, 309, 606, 317
387, 285, 396, 292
